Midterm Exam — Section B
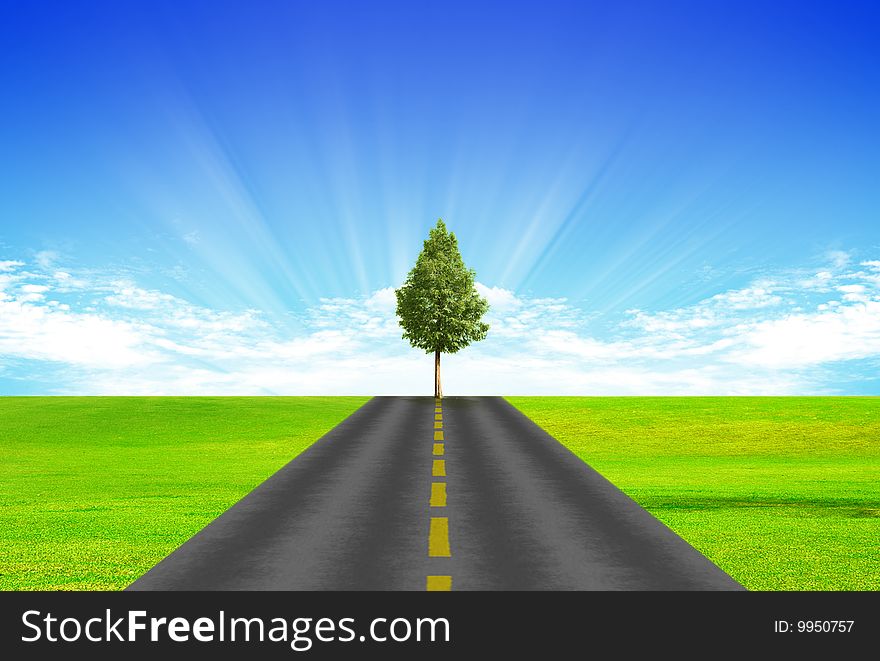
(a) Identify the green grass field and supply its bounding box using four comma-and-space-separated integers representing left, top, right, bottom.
0, 397, 367, 590
3, 396, 876, 591
507, 397, 880, 590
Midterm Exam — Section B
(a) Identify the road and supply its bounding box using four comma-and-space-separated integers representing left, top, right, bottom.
129, 396, 743, 591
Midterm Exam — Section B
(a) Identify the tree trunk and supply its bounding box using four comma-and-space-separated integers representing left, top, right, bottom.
434, 350, 442, 399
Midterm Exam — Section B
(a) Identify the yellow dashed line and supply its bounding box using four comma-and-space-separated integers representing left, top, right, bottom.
429, 517, 450, 557
430, 482, 447, 507
426, 575, 452, 591
427, 401, 451, 589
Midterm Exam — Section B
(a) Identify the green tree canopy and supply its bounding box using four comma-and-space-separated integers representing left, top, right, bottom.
395, 219, 489, 397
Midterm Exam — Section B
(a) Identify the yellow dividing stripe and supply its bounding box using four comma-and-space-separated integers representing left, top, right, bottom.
428, 400, 451, 587
426, 575, 452, 591
429, 517, 451, 557
430, 482, 447, 507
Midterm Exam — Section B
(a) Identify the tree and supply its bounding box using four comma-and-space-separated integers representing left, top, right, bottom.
396, 219, 490, 398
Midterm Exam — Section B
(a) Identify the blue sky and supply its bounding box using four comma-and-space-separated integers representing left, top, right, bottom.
1, 0, 879, 395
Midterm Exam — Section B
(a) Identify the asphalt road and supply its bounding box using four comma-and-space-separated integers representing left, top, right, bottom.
129, 396, 743, 591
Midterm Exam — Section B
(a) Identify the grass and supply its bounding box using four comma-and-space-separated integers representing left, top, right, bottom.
4, 395, 875, 591
507, 397, 880, 591
0, 396, 368, 590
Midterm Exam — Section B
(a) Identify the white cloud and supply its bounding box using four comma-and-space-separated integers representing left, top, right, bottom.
20, 284, 47, 292
729, 302, 880, 368
475, 283, 521, 311
827, 250, 851, 269
104, 282, 180, 310
35, 250, 60, 269
837, 283, 869, 303
305, 287, 404, 343
708, 285, 782, 309
20, 283, 50, 295
1, 252, 880, 394
0, 260, 24, 272
0, 298, 158, 368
